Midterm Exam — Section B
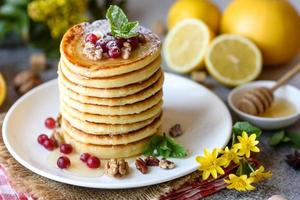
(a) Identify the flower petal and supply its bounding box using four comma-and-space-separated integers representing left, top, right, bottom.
202, 170, 210, 180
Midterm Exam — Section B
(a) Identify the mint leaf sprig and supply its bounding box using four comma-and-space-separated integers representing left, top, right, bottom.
269, 130, 300, 148
106, 5, 139, 38
144, 134, 188, 158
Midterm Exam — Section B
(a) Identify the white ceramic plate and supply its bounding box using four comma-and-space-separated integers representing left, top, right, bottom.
2, 73, 232, 189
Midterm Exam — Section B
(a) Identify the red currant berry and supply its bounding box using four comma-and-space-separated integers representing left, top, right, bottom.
96, 39, 109, 53
127, 37, 139, 49
80, 153, 91, 163
85, 33, 98, 44
60, 144, 73, 154
106, 40, 118, 50
45, 117, 56, 129
43, 138, 56, 151
57, 156, 71, 169
37, 134, 48, 145
108, 47, 121, 58
116, 38, 125, 48
87, 156, 101, 168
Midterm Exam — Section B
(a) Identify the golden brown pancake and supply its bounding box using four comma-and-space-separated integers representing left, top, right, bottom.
62, 131, 156, 159
60, 100, 163, 124
59, 72, 164, 106
58, 67, 162, 98
61, 90, 162, 115
59, 56, 161, 88
61, 105, 161, 135
60, 20, 161, 78
61, 115, 161, 145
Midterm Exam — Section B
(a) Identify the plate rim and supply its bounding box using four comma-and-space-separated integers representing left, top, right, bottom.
2, 72, 232, 189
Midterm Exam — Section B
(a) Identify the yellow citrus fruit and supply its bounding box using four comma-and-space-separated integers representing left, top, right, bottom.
0, 73, 7, 107
163, 19, 213, 73
221, 0, 300, 66
167, 0, 221, 33
205, 34, 262, 87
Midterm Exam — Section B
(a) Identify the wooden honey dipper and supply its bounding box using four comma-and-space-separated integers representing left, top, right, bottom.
237, 63, 300, 115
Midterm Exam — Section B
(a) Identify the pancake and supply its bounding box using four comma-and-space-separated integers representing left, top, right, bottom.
61, 115, 161, 145
59, 72, 164, 106
61, 90, 163, 115
61, 105, 161, 134
58, 67, 162, 98
60, 100, 163, 124
60, 20, 161, 78
62, 132, 156, 159
60, 56, 161, 88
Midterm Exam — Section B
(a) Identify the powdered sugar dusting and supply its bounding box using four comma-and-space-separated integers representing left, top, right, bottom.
81, 20, 161, 57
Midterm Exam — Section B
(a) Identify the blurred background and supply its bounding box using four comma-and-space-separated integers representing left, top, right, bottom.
0, 0, 300, 112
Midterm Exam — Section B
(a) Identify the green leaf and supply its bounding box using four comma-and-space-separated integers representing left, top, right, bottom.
0, 21, 14, 39
5, 0, 29, 6
268, 130, 285, 146
286, 131, 300, 148
166, 136, 187, 158
232, 122, 262, 145
233, 121, 262, 137
143, 134, 187, 158
282, 136, 291, 143
106, 5, 128, 30
106, 5, 139, 38
143, 135, 163, 156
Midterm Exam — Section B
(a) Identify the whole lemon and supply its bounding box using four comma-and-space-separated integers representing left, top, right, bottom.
167, 0, 221, 33
221, 0, 300, 66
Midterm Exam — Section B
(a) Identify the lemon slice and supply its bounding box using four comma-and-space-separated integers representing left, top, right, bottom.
163, 19, 212, 73
0, 73, 6, 107
205, 34, 262, 86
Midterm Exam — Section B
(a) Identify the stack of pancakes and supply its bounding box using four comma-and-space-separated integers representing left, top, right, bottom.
58, 20, 163, 158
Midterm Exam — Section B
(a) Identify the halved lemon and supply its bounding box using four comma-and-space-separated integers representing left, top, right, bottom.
163, 19, 213, 73
205, 34, 262, 87
0, 73, 6, 107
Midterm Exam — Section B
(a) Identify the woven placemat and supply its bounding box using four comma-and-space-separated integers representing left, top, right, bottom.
0, 113, 200, 200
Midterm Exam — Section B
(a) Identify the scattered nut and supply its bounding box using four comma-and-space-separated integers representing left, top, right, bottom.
159, 158, 175, 169
121, 46, 131, 59
135, 158, 148, 174
169, 124, 183, 137
145, 156, 160, 166
30, 52, 47, 72
191, 71, 207, 83
105, 158, 129, 177
13, 69, 42, 95
51, 129, 64, 146
56, 113, 62, 128
152, 20, 167, 36
83, 42, 103, 60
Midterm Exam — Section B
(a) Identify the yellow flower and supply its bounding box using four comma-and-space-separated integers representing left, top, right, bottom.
196, 148, 227, 180
28, 0, 88, 38
234, 132, 260, 158
225, 174, 255, 192
250, 166, 272, 183
220, 147, 240, 167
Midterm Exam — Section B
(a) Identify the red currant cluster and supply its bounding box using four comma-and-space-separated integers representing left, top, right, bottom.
37, 117, 101, 169
80, 153, 101, 169
85, 32, 146, 58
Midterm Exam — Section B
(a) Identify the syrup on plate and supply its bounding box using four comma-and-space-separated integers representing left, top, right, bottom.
48, 149, 136, 177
